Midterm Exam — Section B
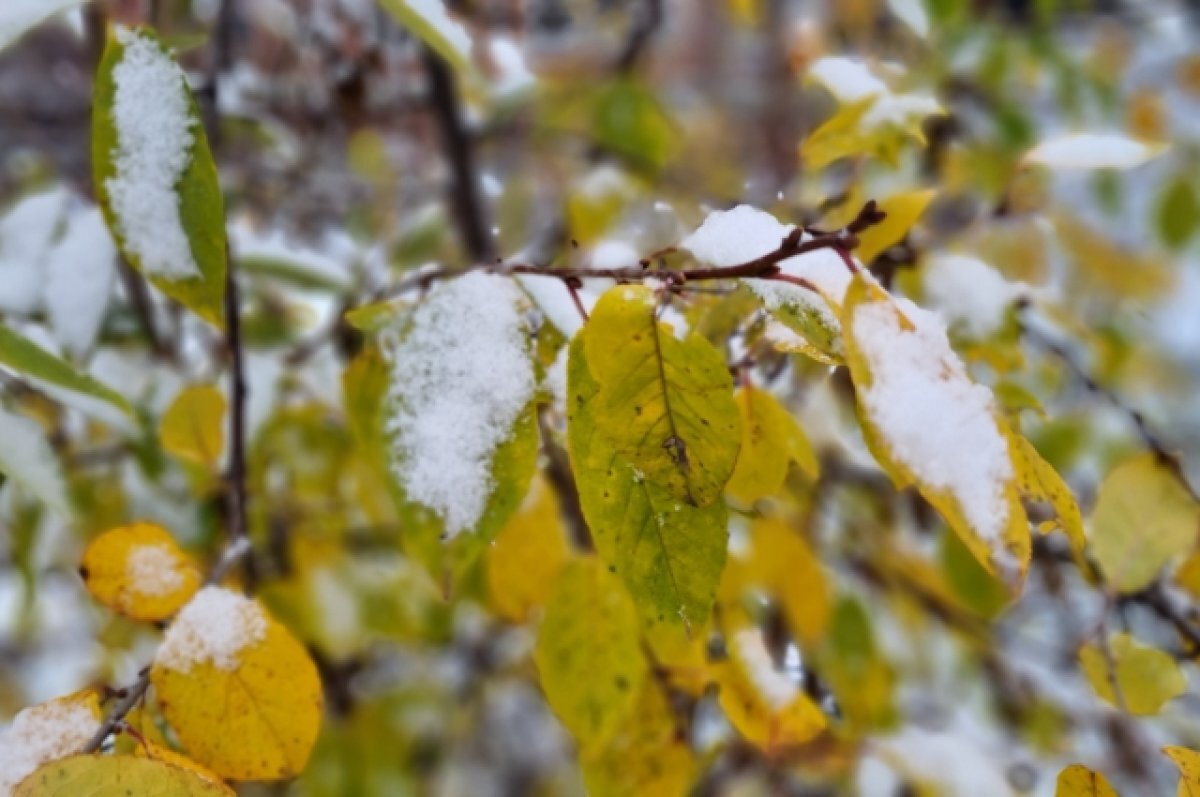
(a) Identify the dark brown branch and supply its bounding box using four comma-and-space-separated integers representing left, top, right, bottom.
615, 0, 664, 73
223, 264, 248, 547
421, 44, 494, 263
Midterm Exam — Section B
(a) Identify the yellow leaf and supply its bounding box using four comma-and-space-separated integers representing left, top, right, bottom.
1090, 453, 1200, 593
487, 477, 570, 622
81, 523, 201, 622
581, 680, 697, 797
135, 741, 234, 794
1079, 633, 1186, 715
534, 558, 645, 750
1009, 433, 1087, 555
742, 517, 830, 646
159, 385, 226, 468
726, 385, 819, 506
1055, 764, 1120, 796
717, 627, 826, 751
1164, 746, 1200, 797
854, 189, 936, 263
800, 98, 876, 169
15, 754, 232, 796
150, 587, 323, 780
841, 277, 1030, 586
0, 691, 102, 795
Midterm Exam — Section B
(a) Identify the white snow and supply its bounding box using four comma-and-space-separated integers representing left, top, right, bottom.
43, 207, 117, 357
1024, 132, 1165, 170
732, 627, 798, 710
849, 296, 1016, 575
681, 204, 794, 268
0, 696, 100, 796
0, 408, 70, 518
807, 56, 943, 133
105, 27, 199, 281
887, 0, 930, 38
125, 544, 184, 597
383, 273, 536, 537
590, 239, 639, 270
229, 218, 350, 289
515, 274, 607, 338
155, 586, 267, 672
488, 36, 535, 96
0, 0, 88, 51
858, 724, 1014, 797
0, 188, 69, 314
922, 254, 1026, 340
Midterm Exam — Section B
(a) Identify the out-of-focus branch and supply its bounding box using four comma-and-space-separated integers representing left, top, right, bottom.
615, 0, 664, 73
421, 45, 494, 263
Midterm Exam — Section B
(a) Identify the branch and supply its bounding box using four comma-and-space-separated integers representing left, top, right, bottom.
382, 201, 886, 298
615, 0, 664, 73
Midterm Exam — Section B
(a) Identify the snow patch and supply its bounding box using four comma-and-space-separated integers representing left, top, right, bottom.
156, 586, 267, 672
0, 697, 99, 795
850, 296, 1015, 573
0, 188, 69, 314
44, 207, 117, 357
922, 254, 1026, 340
732, 627, 798, 710
106, 27, 199, 281
1025, 132, 1165, 170
0, 408, 70, 517
0, 0, 88, 51
125, 544, 184, 597
383, 273, 536, 537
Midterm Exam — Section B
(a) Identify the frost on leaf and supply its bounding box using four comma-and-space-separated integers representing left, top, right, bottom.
155, 586, 267, 673
381, 272, 537, 539
105, 27, 199, 282
842, 278, 1030, 584
681, 205, 853, 363
0, 692, 101, 796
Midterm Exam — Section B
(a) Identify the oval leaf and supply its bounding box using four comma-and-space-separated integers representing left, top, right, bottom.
726, 384, 818, 505
16, 754, 232, 797
81, 522, 201, 621
92, 26, 226, 324
159, 385, 226, 468
1079, 633, 1186, 716
150, 586, 322, 780
1055, 764, 1120, 796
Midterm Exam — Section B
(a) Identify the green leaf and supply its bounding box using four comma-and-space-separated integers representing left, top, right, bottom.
0, 325, 132, 416
567, 313, 733, 632
1157, 177, 1199, 250
1090, 453, 1200, 593
15, 754, 233, 796
1079, 633, 1186, 715
591, 81, 680, 174
377, 0, 472, 74
92, 26, 227, 325
534, 558, 646, 749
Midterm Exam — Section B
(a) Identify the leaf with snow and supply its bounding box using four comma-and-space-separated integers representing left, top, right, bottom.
0, 691, 101, 796
0, 0, 89, 52
0, 188, 69, 315
1024, 133, 1166, 170
16, 754, 233, 797
80, 523, 201, 622
378, 0, 474, 74
0, 324, 132, 416
0, 406, 71, 517
151, 586, 322, 780
841, 278, 1030, 585
93, 26, 227, 324
380, 272, 538, 541
43, 207, 117, 357
682, 205, 852, 364
922, 254, 1026, 340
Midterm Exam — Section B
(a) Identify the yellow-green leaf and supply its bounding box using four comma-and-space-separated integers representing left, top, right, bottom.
726, 384, 818, 505
854, 189, 936, 263
16, 755, 232, 797
92, 26, 226, 324
1055, 764, 1120, 796
1010, 432, 1087, 555
535, 558, 645, 749
159, 385, 226, 468
378, 0, 473, 74
487, 477, 570, 623
1164, 746, 1200, 797
567, 331, 729, 631
1090, 453, 1200, 593
841, 277, 1030, 586
151, 587, 323, 780
81, 523, 201, 621
0, 324, 132, 416
1079, 633, 1186, 715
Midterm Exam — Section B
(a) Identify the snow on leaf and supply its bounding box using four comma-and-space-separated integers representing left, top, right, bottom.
381, 272, 538, 539
842, 278, 1030, 585
93, 26, 227, 324
0, 691, 101, 796
0, 0, 88, 52
80, 523, 201, 622
0, 406, 71, 518
151, 587, 322, 780
15, 754, 234, 797
43, 207, 117, 358
1024, 132, 1166, 170
922, 254, 1026, 340
0, 188, 69, 314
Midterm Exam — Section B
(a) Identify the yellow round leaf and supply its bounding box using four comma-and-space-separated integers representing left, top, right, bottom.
150, 587, 323, 780
1054, 764, 1119, 796
15, 754, 232, 796
81, 523, 201, 621
159, 385, 226, 468
135, 741, 234, 794
1079, 633, 1186, 716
